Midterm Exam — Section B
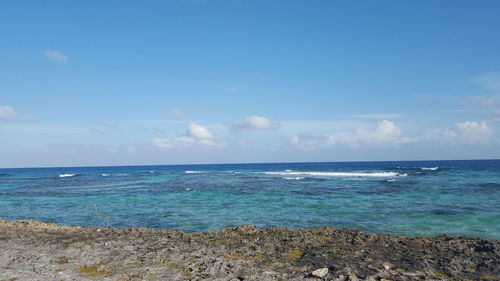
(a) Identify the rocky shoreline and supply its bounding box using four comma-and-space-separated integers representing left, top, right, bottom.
0, 219, 499, 281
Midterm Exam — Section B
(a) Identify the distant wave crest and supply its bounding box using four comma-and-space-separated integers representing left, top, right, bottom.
59, 173, 76, 178
283, 177, 305, 180
264, 171, 406, 178
420, 167, 438, 171
184, 171, 205, 174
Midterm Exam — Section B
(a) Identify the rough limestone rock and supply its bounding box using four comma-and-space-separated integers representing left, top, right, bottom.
382, 262, 392, 270
0, 219, 499, 281
312, 267, 329, 278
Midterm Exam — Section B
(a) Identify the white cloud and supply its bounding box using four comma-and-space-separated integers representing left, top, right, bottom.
187, 122, 215, 140
290, 120, 495, 150
166, 108, 188, 118
152, 122, 223, 150
180, 122, 225, 147
43, 50, 69, 63
289, 133, 329, 150
152, 138, 174, 149
330, 120, 413, 146
178, 136, 218, 147
369, 120, 406, 143
290, 120, 413, 150
0, 105, 16, 120
425, 121, 493, 145
231, 116, 281, 131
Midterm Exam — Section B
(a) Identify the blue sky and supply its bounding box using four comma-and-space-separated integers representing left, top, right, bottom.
1, 0, 500, 167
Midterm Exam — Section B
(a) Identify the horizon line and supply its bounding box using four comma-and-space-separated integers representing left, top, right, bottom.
1, 158, 499, 170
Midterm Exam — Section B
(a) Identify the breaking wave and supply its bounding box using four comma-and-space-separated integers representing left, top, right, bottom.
420, 167, 438, 171
283, 177, 305, 180
58, 174, 76, 178
264, 171, 407, 178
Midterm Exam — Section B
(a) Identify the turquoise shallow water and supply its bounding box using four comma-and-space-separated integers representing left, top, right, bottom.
0, 160, 499, 239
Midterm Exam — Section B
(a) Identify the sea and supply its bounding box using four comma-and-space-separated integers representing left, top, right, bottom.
0, 160, 499, 239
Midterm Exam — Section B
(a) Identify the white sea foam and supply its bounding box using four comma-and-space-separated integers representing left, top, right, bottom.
59, 173, 76, 178
387, 179, 397, 182
148, 171, 156, 174
284, 177, 305, 180
184, 171, 204, 174
264, 171, 406, 178
420, 167, 438, 171
101, 173, 110, 177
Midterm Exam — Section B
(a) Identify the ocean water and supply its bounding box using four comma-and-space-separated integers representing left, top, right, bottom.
0, 160, 499, 239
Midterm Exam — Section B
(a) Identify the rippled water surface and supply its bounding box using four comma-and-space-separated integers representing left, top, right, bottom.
1, 160, 499, 239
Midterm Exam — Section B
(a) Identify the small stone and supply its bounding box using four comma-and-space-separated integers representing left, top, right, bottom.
382, 262, 392, 270
312, 267, 329, 278
334, 275, 346, 281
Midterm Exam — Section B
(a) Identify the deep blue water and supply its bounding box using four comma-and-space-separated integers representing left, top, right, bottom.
1, 160, 499, 239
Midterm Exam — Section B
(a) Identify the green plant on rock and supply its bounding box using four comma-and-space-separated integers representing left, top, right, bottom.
215, 239, 236, 245
78, 265, 114, 278
289, 249, 305, 260
481, 275, 499, 280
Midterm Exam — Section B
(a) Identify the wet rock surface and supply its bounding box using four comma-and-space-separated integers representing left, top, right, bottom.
0, 219, 499, 281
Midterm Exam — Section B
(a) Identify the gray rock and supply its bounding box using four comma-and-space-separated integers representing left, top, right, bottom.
0, 219, 499, 281
382, 262, 392, 270
311, 267, 329, 278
